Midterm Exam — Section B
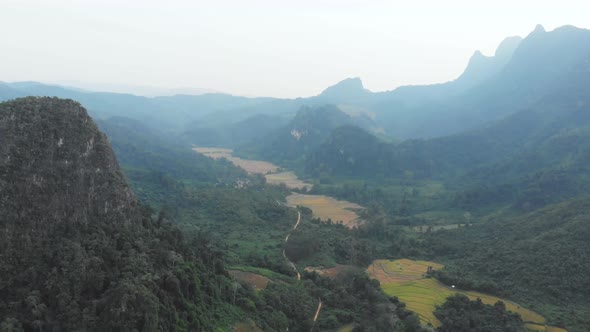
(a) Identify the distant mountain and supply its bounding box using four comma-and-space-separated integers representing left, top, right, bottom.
182, 113, 290, 148
452, 36, 522, 90
305, 71, 590, 211
304, 125, 388, 177
238, 105, 360, 167
0, 81, 286, 132
375, 25, 590, 138
0, 82, 25, 100
314, 77, 372, 103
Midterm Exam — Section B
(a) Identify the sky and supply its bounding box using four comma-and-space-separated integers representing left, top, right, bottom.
1, 0, 589, 98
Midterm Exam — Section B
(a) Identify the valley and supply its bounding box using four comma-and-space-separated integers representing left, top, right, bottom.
193, 146, 565, 331
3, 21, 590, 332
194, 146, 364, 228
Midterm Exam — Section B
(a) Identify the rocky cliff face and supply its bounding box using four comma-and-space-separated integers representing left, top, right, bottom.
0, 97, 139, 232
0, 97, 228, 331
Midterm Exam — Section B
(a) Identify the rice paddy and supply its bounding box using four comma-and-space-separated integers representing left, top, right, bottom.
286, 193, 364, 228
368, 259, 563, 331
193, 147, 279, 174
265, 171, 313, 190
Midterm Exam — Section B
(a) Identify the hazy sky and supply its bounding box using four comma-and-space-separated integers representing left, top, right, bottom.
1, 0, 588, 98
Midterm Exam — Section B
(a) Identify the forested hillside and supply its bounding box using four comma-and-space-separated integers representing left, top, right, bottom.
0, 98, 240, 330
97, 116, 246, 185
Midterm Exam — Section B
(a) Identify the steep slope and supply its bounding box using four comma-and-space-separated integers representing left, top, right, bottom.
0, 97, 236, 331
452, 36, 522, 91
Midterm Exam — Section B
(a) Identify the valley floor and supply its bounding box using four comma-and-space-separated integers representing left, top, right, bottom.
193, 147, 566, 331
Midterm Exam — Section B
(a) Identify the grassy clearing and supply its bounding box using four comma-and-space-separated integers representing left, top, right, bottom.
193, 147, 279, 174
234, 321, 264, 332
304, 264, 351, 279
228, 270, 271, 290
286, 193, 364, 228
227, 266, 293, 283
368, 259, 560, 330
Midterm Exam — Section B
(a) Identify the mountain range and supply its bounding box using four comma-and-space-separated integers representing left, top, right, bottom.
2, 25, 589, 146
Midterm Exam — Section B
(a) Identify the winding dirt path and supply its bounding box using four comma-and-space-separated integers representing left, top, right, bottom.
282, 211, 323, 328
283, 211, 301, 280
310, 298, 322, 331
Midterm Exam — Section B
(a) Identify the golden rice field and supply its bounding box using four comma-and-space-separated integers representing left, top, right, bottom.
286, 193, 364, 228
193, 147, 279, 174
368, 259, 565, 331
265, 171, 313, 190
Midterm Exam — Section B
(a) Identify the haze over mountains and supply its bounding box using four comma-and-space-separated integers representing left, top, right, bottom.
51, 81, 220, 97
3, 25, 589, 142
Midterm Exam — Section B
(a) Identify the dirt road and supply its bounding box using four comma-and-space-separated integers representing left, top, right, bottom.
310, 298, 323, 331
283, 211, 301, 280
